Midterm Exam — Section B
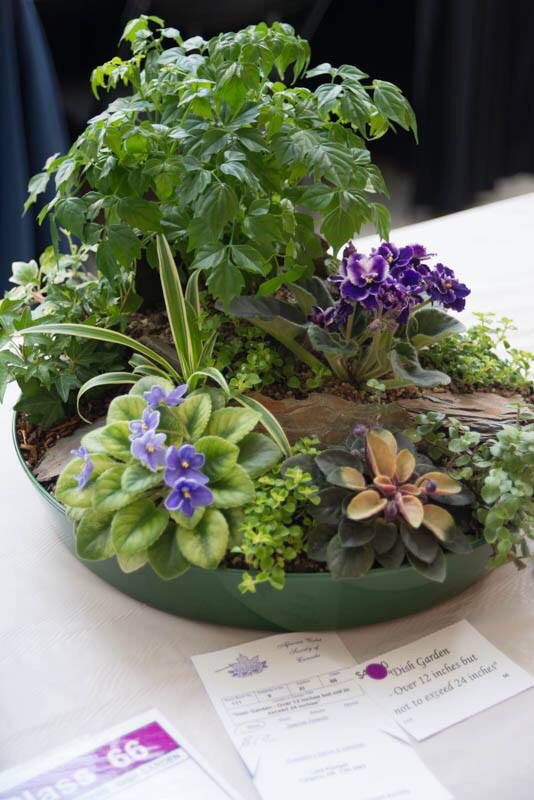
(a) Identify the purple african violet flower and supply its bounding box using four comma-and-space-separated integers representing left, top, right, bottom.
164, 478, 214, 516
340, 254, 389, 307
427, 264, 470, 312
310, 305, 338, 328
164, 444, 209, 487
129, 408, 160, 440
165, 384, 189, 406
70, 446, 94, 490
130, 429, 167, 471
143, 383, 188, 409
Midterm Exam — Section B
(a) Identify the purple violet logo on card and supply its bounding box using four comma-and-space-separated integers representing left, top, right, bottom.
228, 653, 268, 678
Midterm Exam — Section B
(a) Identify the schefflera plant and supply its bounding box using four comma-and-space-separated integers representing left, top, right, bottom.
287, 427, 475, 582
55, 376, 282, 577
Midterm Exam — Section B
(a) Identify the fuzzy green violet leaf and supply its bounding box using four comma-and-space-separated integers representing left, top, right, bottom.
211, 464, 255, 508
374, 537, 405, 569
106, 394, 146, 424
338, 518, 376, 547
408, 307, 465, 348
195, 435, 239, 482
399, 522, 439, 564
390, 342, 450, 388
93, 465, 140, 514
326, 535, 375, 579
407, 549, 447, 582
236, 432, 282, 478
121, 463, 163, 494
306, 523, 334, 562
117, 550, 148, 573
175, 393, 212, 441
177, 508, 229, 569
148, 523, 190, 579
111, 498, 169, 556
76, 510, 114, 560
206, 407, 260, 444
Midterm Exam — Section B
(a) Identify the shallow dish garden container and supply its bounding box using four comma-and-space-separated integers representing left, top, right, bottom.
14, 414, 491, 631
4, 17, 532, 636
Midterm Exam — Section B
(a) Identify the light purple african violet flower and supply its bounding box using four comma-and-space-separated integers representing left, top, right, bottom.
130, 429, 167, 471
164, 444, 209, 487
129, 407, 160, 441
143, 383, 188, 409
164, 478, 214, 516
70, 446, 94, 490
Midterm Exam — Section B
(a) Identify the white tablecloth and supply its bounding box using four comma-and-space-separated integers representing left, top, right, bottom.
1, 194, 534, 798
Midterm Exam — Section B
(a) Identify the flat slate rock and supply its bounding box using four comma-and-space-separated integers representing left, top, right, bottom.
254, 390, 527, 444
33, 390, 528, 479
34, 417, 105, 481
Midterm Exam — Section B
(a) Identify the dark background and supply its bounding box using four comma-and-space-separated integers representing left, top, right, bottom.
3, 0, 534, 289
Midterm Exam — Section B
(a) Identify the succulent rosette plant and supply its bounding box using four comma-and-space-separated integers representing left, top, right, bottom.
55, 377, 282, 577
284, 425, 476, 582
228, 240, 469, 388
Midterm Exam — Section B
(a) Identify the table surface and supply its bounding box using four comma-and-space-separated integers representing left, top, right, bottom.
1, 193, 534, 798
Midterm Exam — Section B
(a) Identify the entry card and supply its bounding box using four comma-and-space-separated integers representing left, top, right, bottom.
0, 710, 241, 800
357, 620, 534, 740
192, 631, 405, 775
254, 725, 452, 800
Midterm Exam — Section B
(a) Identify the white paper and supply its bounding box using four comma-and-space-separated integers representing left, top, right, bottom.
0, 709, 241, 800
357, 620, 534, 740
254, 722, 452, 800
192, 631, 405, 774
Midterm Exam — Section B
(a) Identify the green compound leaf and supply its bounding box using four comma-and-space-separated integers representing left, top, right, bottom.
55, 454, 116, 508
121, 463, 163, 494
148, 523, 190, 579
93, 465, 139, 514
211, 464, 255, 508
326, 534, 375, 579
175, 393, 212, 441
237, 432, 282, 478
107, 394, 146, 424
206, 407, 260, 444
76, 510, 114, 560
111, 499, 169, 556
195, 435, 239, 482
97, 421, 132, 460
177, 508, 229, 569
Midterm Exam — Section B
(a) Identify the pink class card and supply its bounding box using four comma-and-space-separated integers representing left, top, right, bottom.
0, 710, 241, 800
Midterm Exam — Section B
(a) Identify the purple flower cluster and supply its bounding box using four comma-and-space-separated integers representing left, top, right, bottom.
70, 446, 94, 490
163, 444, 213, 516
311, 241, 470, 329
128, 384, 213, 517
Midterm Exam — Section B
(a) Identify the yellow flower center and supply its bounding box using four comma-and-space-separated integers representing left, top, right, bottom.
182, 487, 191, 499
366, 275, 374, 283
444, 280, 452, 289
142, 422, 148, 431
181, 460, 189, 469
146, 444, 155, 453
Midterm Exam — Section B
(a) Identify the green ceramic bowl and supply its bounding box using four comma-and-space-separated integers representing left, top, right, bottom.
13, 414, 492, 630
